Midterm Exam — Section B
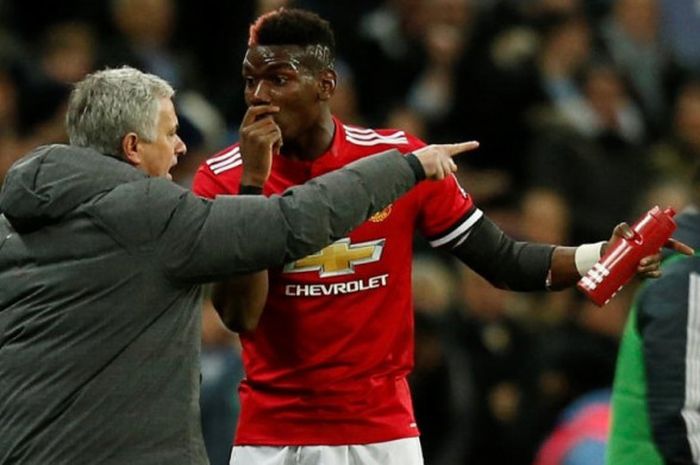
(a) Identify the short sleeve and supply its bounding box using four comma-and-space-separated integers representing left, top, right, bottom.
192, 145, 242, 199
417, 174, 481, 249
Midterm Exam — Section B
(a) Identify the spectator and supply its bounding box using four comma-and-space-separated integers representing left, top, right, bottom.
526, 64, 649, 244
598, 0, 673, 135
646, 80, 700, 211
535, 389, 612, 465
39, 21, 96, 84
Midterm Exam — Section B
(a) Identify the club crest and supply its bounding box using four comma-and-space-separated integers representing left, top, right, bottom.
369, 204, 392, 223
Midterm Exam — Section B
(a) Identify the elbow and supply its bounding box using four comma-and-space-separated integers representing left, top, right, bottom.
230, 311, 262, 334
212, 298, 263, 334
210, 273, 268, 333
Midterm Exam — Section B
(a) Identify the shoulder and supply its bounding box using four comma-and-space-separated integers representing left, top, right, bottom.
87, 177, 193, 244
199, 143, 243, 176
193, 143, 243, 197
339, 122, 426, 154
96, 177, 189, 212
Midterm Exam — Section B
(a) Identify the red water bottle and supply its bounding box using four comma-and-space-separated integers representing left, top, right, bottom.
577, 206, 677, 306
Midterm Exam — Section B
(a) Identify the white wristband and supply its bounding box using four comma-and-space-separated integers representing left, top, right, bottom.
574, 242, 606, 276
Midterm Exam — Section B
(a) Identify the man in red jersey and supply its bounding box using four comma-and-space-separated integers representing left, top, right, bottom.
193, 8, 690, 465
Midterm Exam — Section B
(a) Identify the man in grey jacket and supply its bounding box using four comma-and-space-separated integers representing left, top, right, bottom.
0, 66, 475, 465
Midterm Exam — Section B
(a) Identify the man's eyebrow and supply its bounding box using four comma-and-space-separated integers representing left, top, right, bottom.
243, 60, 298, 73
261, 62, 298, 71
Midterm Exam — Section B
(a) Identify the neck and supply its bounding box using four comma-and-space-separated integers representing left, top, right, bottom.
281, 110, 335, 162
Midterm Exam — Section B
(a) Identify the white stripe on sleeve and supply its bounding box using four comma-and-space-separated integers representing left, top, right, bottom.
429, 209, 484, 248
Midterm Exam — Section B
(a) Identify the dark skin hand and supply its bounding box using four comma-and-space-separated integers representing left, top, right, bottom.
548, 222, 695, 290
211, 104, 282, 333
609, 222, 694, 278
238, 104, 282, 187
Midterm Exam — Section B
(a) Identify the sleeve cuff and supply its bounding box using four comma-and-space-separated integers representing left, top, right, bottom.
239, 185, 263, 195
404, 153, 426, 182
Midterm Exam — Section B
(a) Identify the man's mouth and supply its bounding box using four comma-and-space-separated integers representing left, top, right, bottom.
167, 159, 177, 180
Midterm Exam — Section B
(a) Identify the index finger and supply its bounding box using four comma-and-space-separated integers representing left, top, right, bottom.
665, 238, 695, 256
442, 141, 480, 157
242, 105, 280, 125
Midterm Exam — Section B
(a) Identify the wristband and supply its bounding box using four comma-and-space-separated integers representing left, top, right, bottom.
574, 241, 606, 276
239, 185, 263, 195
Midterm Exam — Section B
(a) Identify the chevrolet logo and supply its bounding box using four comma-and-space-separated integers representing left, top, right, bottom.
284, 238, 385, 277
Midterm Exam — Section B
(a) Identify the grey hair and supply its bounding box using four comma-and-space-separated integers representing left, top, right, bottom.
66, 66, 174, 156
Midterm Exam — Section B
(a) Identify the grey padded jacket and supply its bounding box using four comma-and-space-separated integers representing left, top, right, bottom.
0, 144, 418, 465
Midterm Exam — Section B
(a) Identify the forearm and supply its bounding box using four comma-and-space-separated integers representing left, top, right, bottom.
547, 247, 579, 290
448, 215, 611, 291
161, 149, 420, 283
210, 180, 268, 333
548, 242, 606, 290
277, 149, 420, 262
212, 271, 268, 333
450, 216, 554, 291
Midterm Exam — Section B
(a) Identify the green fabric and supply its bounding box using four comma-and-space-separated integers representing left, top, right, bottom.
606, 305, 664, 465
606, 253, 693, 465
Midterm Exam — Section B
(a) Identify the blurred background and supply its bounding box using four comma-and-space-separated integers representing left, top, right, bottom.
2, 0, 699, 463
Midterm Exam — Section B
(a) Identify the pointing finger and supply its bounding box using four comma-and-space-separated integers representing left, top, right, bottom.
443, 141, 480, 157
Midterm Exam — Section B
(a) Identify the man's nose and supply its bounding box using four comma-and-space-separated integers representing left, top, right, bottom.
251, 81, 272, 104
175, 136, 187, 157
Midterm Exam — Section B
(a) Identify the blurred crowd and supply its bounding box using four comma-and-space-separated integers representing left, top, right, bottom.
2, 0, 700, 464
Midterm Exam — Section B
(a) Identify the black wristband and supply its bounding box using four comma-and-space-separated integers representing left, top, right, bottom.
239, 185, 263, 195
404, 153, 426, 182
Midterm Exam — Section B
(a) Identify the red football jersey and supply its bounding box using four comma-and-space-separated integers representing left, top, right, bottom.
193, 117, 482, 445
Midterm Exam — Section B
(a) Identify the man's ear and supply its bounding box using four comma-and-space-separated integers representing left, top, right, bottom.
121, 132, 141, 166
318, 69, 337, 101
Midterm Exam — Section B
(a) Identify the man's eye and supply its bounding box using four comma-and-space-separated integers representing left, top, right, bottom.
244, 77, 256, 87
274, 76, 288, 85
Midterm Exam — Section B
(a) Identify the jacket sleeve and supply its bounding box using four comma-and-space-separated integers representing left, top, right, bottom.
152, 149, 417, 283
637, 262, 698, 464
